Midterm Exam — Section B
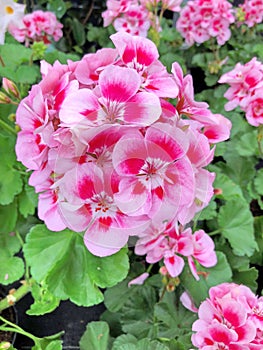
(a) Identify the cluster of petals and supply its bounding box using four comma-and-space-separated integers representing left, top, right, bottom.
102, 0, 151, 36
176, 0, 235, 46
0, 0, 25, 45
135, 222, 217, 280
219, 57, 263, 127
15, 31, 231, 259
102, 0, 182, 36
8, 10, 63, 45
191, 282, 263, 349
237, 0, 263, 28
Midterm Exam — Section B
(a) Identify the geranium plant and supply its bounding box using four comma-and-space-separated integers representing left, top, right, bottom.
0, 0, 262, 349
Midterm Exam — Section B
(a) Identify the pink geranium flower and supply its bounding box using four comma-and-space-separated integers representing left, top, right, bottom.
219, 57, 263, 127
191, 283, 263, 349
176, 0, 235, 46
237, 0, 263, 28
112, 123, 194, 217
15, 31, 230, 258
8, 10, 63, 45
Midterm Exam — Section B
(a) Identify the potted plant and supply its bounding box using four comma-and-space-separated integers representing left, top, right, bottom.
0, 0, 262, 349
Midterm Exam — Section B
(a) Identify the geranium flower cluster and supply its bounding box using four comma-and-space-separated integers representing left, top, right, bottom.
237, 0, 263, 28
176, 0, 235, 46
135, 223, 217, 280
8, 10, 63, 46
191, 282, 263, 349
15, 32, 231, 261
102, 0, 182, 37
219, 57, 263, 127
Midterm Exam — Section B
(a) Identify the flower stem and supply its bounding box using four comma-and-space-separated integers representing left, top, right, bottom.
0, 119, 17, 135
209, 229, 221, 236
0, 279, 33, 313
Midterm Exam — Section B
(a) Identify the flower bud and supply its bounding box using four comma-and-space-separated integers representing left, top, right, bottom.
2, 78, 20, 99
0, 91, 11, 104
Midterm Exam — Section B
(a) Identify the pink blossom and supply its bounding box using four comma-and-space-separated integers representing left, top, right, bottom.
112, 123, 194, 217
8, 10, 63, 45
191, 283, 263, 349
180, 291, 198, 313
219, 57, 263, 127
111, 32, 179, 98
176, 0, 235, 46
135, 222, 216, 279
162, 0, 182, 12
244, 89, 263, 127
15, 31, 230, 257
128, 272, 149, 286
102, 0, 151, 37
237, 0, 263, 28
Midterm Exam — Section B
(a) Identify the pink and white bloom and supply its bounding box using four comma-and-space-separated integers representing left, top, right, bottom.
191, 283, 263, 349
111, 32, 179, 98
102, 0, 151, 37
112, 123, 194, 217
57, 162, 149, 256
136, 221, 217, 278
176, 0, 235, 46
237, 0, 263, 28
8, 10, 63, 45
15, 30, 230, 258
219, 57, 263, 127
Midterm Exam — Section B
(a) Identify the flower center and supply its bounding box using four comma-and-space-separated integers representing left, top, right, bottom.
91, 191, 114, 215
5, 6, 14, 15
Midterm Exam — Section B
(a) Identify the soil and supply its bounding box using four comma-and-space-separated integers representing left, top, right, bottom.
0, 292, 17, 344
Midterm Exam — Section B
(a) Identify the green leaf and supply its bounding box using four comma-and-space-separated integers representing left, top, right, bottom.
0, 202, 18, 234
154, 292, 196, 347
250, 216, 263, 266
195, 200, 217, 221
181, 252, 232, 306
44, 236, 103, 306
0, 256, 24, 285
104, 279, 138, 313
23, 225, 74, 282
235, 130, 259, 157
32, 332, 64, 350
15, 65, 40, 84
0, 166, 23, 205
233, 267, 258, 293
254, 168, 263, 195
112, 334, 137, 350
47, 0, 67, 18
0, 43, 32, 67
26, 283, 60, 316
18, 184, 38, 218
212, 171, 244, 200
72, 18, 86, 46
0, 232, 21, 257
218, 199, 257, 256
120, 285, 157, 338
79, 321, 109, 350
24, 225, 129, 306
86, 248, 129, 288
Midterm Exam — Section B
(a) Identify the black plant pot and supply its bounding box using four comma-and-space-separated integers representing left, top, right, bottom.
14, 293, 105, 349
0, 288, 18, 345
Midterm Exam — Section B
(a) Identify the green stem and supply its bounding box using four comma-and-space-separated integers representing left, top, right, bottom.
15, 230, 30, 282
146, 264, 153, 274
257, 125, 263, 158
0, 119, 17, 135
0, 55, 5, 67
0, 316, 38, 343
0, 279, 33, 313
209, 229, 221, 236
